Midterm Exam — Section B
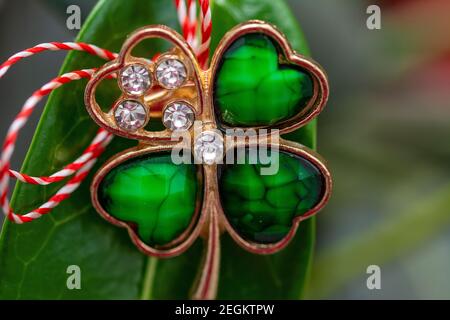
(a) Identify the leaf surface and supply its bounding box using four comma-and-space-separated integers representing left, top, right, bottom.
0, 0, 315, 299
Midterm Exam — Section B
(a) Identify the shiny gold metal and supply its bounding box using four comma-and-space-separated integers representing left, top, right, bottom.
85, 20, 332, 300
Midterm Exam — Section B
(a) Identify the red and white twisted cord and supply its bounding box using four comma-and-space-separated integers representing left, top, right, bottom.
0, 68, 114, 223
1, 0, 211, 223
197, 0, 212, 69
175, 0, 198, 50
6, 136, 112, 224
6, 69, 116, 185
4, 69, 95, 183
0, 49, 116, 223
9, 128, 111, 185
0, 42, 116, 78
175, 0, 212, 68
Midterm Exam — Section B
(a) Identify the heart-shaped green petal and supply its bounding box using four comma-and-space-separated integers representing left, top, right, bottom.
98, 153, 201, 246
219, 149, 324, 244
214, 34, 313, 126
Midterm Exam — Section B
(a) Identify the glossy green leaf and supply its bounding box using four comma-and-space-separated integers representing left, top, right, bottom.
0, 0, 315, 299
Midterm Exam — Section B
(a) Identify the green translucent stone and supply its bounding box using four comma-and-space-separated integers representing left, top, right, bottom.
99, 153, 200, 247
214, 33, 313, 126
219, 149, 324, 244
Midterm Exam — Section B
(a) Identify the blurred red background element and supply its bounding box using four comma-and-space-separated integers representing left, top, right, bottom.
381, 0, 450, 94
378, 0, 427, 9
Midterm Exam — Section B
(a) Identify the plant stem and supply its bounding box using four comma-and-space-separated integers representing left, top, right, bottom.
140, 257, 158, 300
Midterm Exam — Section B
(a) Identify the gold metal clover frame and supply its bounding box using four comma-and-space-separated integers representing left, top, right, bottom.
85, 20, 331, 299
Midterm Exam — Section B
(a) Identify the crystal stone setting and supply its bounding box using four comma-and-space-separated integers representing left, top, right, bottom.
156, 59, 187, 89
163, 102, 195, 131
119, 64, 151, 95
194, 131, 224, 165
114, 100, 147, 131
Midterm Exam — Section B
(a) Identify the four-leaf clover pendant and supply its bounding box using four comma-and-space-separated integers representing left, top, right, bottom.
84, 20, 332, 299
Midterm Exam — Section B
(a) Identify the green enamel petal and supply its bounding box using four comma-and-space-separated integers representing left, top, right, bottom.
220, 149, 324, 244
214, 33, 313, 126
266, 184, 299, 209
221, 164, 265, 200
99, 153, 200, 246
258, 159, 297, 188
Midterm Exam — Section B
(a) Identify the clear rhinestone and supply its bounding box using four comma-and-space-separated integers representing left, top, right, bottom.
156, 59, 187, 89
119, 64, 151, 95
163, 102, 195, 131
114, 100, 147, 131
194, 131, 224, 165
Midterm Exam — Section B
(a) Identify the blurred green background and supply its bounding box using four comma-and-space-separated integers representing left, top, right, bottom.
0, 0, 449, 299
